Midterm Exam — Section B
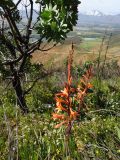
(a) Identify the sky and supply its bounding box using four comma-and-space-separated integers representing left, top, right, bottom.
79, 0, 120, 14
14, 0, 120, 15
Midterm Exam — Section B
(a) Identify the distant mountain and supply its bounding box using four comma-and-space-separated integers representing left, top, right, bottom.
81, 10, 105, 16
77, 11, 120, 26
19, 9, 120, 27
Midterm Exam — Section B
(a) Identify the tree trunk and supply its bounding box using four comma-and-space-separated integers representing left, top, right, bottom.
12, 71, 29, 113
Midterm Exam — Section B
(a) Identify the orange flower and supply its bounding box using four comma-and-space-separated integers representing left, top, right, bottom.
70, 87, 76, 93
70, 108, 79, 120
54, 121, 67, 128
56, 87, 68, 97
52, 113, 65, 120
55, 97, 68, 105
61, 87, 69, 97
56, 101, 67, 112
87, 83, 93, 89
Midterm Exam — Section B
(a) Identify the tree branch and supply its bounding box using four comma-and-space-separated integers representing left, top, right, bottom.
11, 0, 22, 10
2, 55, 23, 65
26, 0, 33, 45
27, 38, 58, 55
24, 69, 51, 95
3, 8, 24, 54
39, 43, 58, 51
4, 7, 23, 43
24, 76, 41, 95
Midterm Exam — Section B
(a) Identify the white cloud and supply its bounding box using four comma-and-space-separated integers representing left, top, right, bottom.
79, 0, 120, 14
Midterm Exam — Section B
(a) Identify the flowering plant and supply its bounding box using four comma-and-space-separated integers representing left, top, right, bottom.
52, 44, 93, 136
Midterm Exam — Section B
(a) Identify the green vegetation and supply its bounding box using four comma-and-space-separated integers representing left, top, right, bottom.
0, 106, 119, 159
0, 52, 120, 159
0, 1, 120, 160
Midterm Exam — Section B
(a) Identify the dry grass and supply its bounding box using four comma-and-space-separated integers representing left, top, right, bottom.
31, 43, 98, 69
31, 39, 120, 69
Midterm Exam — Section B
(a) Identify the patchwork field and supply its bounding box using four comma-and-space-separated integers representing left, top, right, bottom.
32, 26, 120, 69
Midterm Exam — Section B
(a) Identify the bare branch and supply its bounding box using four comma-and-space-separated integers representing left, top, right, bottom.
28, 42, 58, 54
25, 5, 29, 20
39, 43, 58, 52
24, 76, 41, 95
26, 0, 33, 44
19, 54, 27, 72
27, 35, 44, 54
24, 69, 51, 95
15, 0, 22, 7
2, 8, 24, 55
4, 8, 23, 44
11, 0, 22, 10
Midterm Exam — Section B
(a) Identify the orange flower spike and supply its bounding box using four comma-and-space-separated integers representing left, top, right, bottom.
56, 101, 67, 112
68, 70, 72, 86
52, 113, 65, 120
55, 97, 68, 105
68, 61, 71, 85
70, 108, 79, 120
69, 76, 72, 86
52, 44, 94, 131
67, 48, 73, 86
